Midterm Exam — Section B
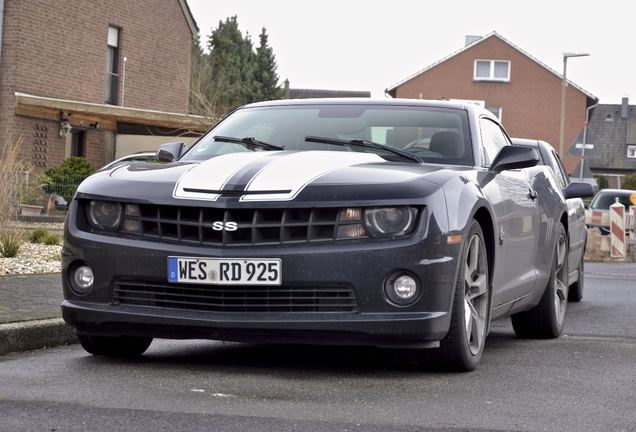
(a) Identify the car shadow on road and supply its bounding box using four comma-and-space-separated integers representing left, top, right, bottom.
70, 329, 523, 377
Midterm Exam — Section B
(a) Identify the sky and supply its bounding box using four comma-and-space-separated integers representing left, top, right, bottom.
187, 0, 632, 104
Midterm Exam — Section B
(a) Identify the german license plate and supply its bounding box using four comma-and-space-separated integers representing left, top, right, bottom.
167, 257, 281, 285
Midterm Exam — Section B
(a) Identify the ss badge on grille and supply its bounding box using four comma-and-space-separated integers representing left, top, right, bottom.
211, 221, 238, 231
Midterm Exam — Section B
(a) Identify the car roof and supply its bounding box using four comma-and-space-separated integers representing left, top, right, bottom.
242, 97, 495, 117
511, 137, 539, 147
120, 152, 155, 158
510, 137, 553, 149
596, 188, 636, 194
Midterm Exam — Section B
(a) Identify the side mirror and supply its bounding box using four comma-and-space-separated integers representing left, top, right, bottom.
156, 142, 187, 162
489, 146, 540, 173
565, 182, 595, 199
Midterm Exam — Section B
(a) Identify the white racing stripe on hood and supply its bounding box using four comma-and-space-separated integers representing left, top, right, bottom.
173, 152, 272, 201
241, 151, 384, 201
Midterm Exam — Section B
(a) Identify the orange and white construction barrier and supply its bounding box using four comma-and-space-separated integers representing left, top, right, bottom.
585, 210, 610, 227
610, 202, 626, 258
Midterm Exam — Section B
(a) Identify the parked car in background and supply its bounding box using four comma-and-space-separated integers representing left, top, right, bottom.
512, 138, 594, 302
587, 189, 636, 235
97, 152, 158, 172
63, 99, 594, 371
589, 189, 636, 212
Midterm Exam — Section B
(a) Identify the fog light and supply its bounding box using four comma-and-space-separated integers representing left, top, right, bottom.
394, 275, 417, 298
72, 265, 94, 294
384, 273, 419, 306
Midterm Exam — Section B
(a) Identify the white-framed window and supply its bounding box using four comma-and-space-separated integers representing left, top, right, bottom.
485, 106, 502, 120
605, 113, 614, 122
105, 26, 120, 104
627, 145, 636, 158
474, 59, 510, 82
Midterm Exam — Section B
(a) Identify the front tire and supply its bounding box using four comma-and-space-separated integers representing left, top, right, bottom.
427, 220, 490, 372
78, 334, 153, 357
511, 223, 569, 338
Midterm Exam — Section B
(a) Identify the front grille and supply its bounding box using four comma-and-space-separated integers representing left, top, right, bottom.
118, 205, 363, 246
113, 280, 359, 313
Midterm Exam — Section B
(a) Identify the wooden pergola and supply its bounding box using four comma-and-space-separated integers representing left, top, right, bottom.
14, 92, 212, 134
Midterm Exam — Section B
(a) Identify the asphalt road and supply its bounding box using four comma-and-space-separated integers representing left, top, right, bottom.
1, 262, 635, 432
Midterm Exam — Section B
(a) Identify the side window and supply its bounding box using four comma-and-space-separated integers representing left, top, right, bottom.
479, 118, 510, 166
551, 150, 570, 188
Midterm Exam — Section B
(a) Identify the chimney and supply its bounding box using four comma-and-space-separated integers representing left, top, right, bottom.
465, 35, 482, 46
283, 79, 290, 99
620, 97, 629, 119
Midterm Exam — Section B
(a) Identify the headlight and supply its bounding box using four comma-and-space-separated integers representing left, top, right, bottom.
87, 200, 122, 230
364, 206, 417, 237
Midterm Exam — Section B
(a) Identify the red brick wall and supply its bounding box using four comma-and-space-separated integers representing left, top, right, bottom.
84, 130, 112, 170
393, 36, 590, 173
8, 117, 112, 170
0, 0, 193, 171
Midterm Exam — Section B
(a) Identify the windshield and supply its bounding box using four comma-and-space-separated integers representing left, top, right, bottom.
181, 104, 473, 165
590, 191, 636, 210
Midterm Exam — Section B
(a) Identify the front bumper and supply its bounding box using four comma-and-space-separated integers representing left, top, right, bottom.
61, 202, 461, 347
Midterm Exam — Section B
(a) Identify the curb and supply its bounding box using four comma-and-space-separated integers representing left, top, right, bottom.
0, 318, 77, 356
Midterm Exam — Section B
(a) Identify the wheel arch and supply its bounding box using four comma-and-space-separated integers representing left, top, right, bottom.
472, 206, 495, 285
557, 211, 570, 262
559, 212, 569, 238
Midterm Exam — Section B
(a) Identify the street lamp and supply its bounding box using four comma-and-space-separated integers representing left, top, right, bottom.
559, 52, 590, 159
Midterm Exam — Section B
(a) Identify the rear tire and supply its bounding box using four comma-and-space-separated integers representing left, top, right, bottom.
78, 334, 153, 357
568, 253, 584, 302
511, 224, 568, 339
424, 220, 490, 372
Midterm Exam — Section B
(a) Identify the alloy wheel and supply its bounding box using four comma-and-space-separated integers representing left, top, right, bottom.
464, 233, 488, 355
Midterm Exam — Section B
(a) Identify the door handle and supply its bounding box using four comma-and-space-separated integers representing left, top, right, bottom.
527, 187, 538, 201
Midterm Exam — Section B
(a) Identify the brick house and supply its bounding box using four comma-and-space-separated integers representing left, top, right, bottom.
386, 32, 597, 173
0, 0, 206, 172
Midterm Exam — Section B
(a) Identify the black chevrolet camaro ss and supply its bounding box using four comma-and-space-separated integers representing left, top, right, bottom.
61, 99, 593, 371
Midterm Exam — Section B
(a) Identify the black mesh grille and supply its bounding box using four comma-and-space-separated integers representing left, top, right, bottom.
113, 280, 358, 313
116, 205, 360, 246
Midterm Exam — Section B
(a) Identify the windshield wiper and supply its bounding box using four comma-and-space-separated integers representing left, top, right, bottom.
213, 135, 284, 151
304, 136, 421, 163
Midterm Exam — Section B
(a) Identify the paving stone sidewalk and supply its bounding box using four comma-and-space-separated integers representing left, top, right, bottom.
0, 273, 63, 324
0, 273, 76, 355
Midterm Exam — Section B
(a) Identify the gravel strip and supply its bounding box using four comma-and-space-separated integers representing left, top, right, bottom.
7, 222, 65, 232
0, 242, 62, 275
1, 222, 65, 275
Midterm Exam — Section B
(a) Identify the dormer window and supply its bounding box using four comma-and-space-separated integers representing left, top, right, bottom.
474, 60, 510, 82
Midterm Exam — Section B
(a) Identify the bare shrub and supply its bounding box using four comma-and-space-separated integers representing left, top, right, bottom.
0, 135, 28, 225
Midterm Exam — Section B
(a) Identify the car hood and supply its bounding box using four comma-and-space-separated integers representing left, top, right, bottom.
77, 151, 460, 205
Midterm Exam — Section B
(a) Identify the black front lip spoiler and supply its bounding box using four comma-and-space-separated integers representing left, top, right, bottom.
62, 300, 446, 348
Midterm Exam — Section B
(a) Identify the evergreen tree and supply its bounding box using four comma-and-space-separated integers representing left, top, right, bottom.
188, 16, 283, 117
623, 173, 636, 190
254, 27, 282, 101
207, 16, 257, 112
